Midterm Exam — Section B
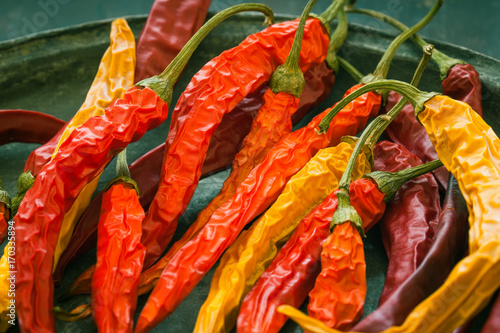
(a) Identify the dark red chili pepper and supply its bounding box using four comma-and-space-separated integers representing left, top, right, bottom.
372, 140, 441, 305
13, 5, 274, 331
134, 0, 212, 82
0, 110, 65, 146
481, 292, 500, 332
352, 175, 469, 332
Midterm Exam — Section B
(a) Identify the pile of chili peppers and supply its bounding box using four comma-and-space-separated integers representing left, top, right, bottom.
1, 0, 499, 332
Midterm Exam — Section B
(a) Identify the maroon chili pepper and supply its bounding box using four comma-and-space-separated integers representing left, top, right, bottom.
352, 174, 469, 331
481, 292, 500, 332
371, 140, 441, 305
0, 110, 65, 146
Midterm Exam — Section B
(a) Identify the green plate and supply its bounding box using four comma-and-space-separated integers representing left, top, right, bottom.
1, 12, 499, 333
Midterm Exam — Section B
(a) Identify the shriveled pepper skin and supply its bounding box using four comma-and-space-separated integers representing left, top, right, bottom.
237, 178, 385, 333
91, 184, 146, 333
0, 110, 65, 146
442, 63, 483, 117
307, 221, 366, 331
140, 17, 330, 269
24, 18, 136, 177
134, 84, 380, 301
352, 175, 468, 332
194, 142, 371, 333
372, 140, 441, 305
14, 86, 168, 332
134, 0, 211, 82
134, 85, 381, 332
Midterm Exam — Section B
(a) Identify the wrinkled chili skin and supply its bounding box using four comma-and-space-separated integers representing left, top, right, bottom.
139, 17, 330, 270
353, 175, 468, 332
442, 63, 483, 117
52, 60, 333, 286
14, 86, 169, 332
372, 140, 441, 305
0, 110, 65, 146
237, 178, 385, 333
24, 125, 67, 177
134, 0, 211, 82
133, 85, 381, 332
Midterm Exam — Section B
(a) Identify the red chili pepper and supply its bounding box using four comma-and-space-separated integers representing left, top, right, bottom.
134, 0, 212, 82
14, 5, 273, 331
0, 179, 10, 243
237, 178, 385, 333
0, 109, 65, 146
352, 175, 469, 332
91, 151, 146, 332
139, 11, 332, 271
371, 140, 441, 305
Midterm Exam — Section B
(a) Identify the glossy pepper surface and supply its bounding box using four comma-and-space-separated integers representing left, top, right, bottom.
91, 181, 145, 332
194, 140, 371, 333
134, 82, 381, 331
139, 14, 330, 270
0, 110, 65, 146
237, 178, 385, 333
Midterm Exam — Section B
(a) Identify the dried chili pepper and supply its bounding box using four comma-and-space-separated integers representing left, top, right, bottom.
194, 136, 372, 333
347, 7, 483, 190
134, 0, 211, 82
0, 241, 15, 332
13, 5, 274, 332
308, 78, 500, 333
0, 179, 10, 243
0, 110, 65, 146
139, 0, 334, 271
24, 18, 136, 178
90, 149, 145, 332
352, 174, 468, 332
372, 140, 441, 305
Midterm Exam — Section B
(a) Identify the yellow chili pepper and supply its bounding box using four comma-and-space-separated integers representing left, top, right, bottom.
279, 81, 500, 333
52, 18, 136, 269
194, 140, 372, 333
0, 242, 13, 332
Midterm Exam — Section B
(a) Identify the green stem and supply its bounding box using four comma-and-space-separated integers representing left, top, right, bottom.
365, 159, 444, 203
136, 3, 275, 104
330, 46, 434, 234
325, 8, 348, 72
317, 79, 438, 134
318, 0, 348, 29
104, 148, 140, 195
270, 0, 318, 97
0, 177, 11, 219
362, 0, 444, 83
10, 171, 35, 217
346, 7, 466, 80
337, 56, 364, 83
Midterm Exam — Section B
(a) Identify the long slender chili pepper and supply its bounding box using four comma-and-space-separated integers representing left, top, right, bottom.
372, 140, 441, 305
51, 18, 137, 271
134, 0, 212, 82
89, 149, 145, 332
353, 175, 468, 332
53, 7, 338, 289
139, 0, 335, 271
0, 110, 65, 146
347, 7, 483, 190
23, 18, 136, 178
13, 5, 274, 332
274, 159, 443, 331
194, 137, 372, 333
307, 78, 500, 333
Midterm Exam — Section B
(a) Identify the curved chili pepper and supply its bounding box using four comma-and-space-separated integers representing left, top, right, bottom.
347, 7, 483, 190
134, 0, 212, 82
311, 78, 500, 333
0, 110, 65, 146
139, 8, 331, 271
90, 151, 145, 332
194, 138, 372, 333
14, 5, 273, 331
237, 178, 385, 333
372, 140, 441, 305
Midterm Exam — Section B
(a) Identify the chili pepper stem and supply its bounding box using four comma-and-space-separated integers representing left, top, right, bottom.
137, 3, 275, 104
104, 148, 140, 195
337, 56, 363, 83
362, 0, 444, 84
346, 7, 465, 80
317, 0, 347, 31
10, 171, 34, 217
270, 0, 319, 97
365, 159, 444, 203
325, 8, 348, 72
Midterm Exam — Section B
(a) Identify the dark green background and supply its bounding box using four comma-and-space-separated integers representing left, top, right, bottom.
1, 0, 499, 61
